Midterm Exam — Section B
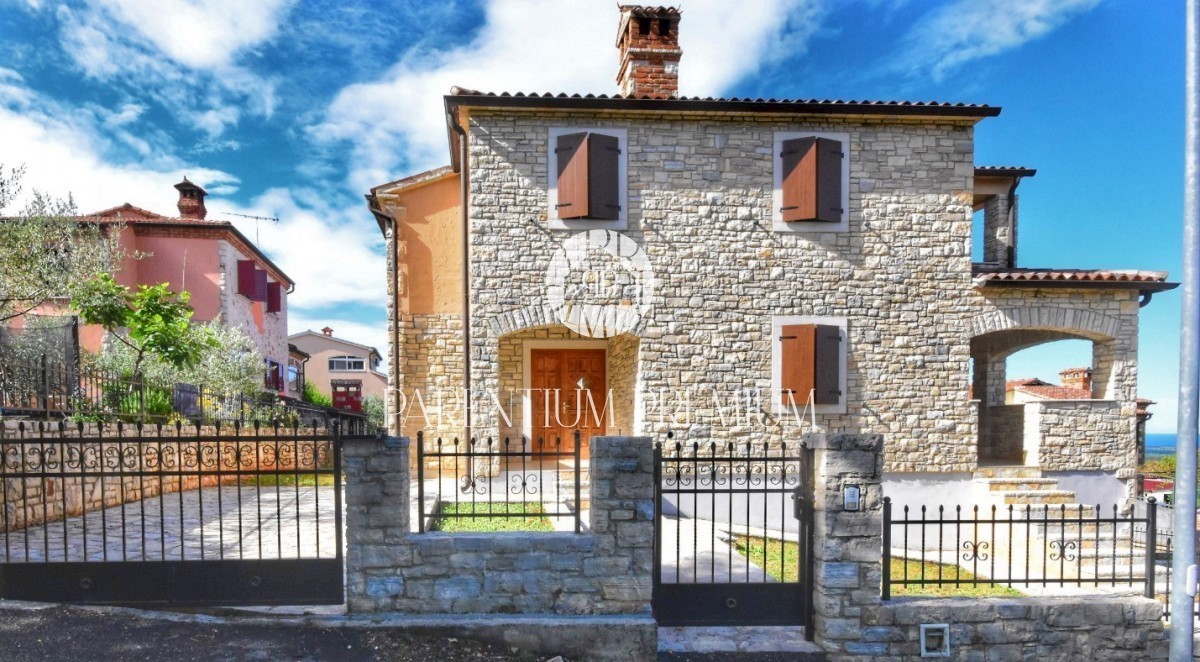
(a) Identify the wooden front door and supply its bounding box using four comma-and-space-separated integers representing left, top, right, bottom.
530, 349, 606, 452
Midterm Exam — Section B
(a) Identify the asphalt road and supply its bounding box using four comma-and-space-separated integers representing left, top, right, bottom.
0, 603, 539, 662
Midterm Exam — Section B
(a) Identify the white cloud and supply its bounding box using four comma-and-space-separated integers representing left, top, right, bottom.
897, 0, 1100, 80
210, 187, 387, 311
93, 0, 296, 70
313, 0, 823, 193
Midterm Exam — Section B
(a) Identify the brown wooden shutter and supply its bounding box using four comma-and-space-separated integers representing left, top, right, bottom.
587, 133, 621, 220
813, 324, 842, 405
266, 282, 281, 312
780, 324, 815, 405
814, 138, 843, 223
780, 137, 843, 223
781, 323, 842, 405
237, 260, 257, 298
556, 132, 589, 219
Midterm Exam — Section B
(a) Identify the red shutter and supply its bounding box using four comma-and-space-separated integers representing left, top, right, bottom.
781, 324, 842, 405
587, 133, 621, 220
780, 137, 842, 223
780, 324, 815, 405
556, 132, 589, 219
266, 282, 281, 313
813, 324, 842, 405
237, 260, 257, 298
251, 269, 267, 302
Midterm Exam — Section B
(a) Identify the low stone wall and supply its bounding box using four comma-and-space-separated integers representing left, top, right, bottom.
0, 421, 328, 532
866, 597, 1166, 660
1033, 400, 1134, 473
344, 435, 654, 616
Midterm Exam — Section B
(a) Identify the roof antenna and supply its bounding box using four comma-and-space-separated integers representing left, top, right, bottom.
219, 211, 279, 244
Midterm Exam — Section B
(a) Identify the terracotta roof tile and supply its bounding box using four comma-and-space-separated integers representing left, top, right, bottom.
447, 87, 1000, 115
1015, 384, 1092, 400
974, 268, 1170, 285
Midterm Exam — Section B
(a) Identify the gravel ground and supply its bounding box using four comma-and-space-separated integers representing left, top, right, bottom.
0, 603, 540, 662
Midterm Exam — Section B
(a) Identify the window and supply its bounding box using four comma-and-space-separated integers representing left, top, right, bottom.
287, 358, 305, 394
329, 355, 365, 372
265, 359, 284, 392
771, 316, 847, 414
772, 131, 850, 233
547, 127, 628, 230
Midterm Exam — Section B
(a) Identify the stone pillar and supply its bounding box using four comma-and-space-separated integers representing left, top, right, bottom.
343, 435, 411, 613
982, 193, 1016, 267
807, 433, 886, 657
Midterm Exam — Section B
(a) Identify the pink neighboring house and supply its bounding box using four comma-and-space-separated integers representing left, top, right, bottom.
10, 179, 297, 397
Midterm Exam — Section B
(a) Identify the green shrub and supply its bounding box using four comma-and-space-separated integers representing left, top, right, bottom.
302, 381, 332, 407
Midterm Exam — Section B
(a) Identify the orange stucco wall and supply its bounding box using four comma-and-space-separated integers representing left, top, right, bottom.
391, 174, 463, 315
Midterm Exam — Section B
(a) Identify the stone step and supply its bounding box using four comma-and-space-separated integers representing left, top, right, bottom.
974, 466, 1043, 480
981, 478, 1060, 492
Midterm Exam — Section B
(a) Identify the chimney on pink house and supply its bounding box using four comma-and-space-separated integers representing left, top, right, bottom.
322, 327, 334, 337
616, 5, 682, 99
174, 177, 207, 220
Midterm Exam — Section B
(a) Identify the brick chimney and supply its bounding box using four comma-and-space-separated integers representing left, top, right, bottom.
174, 177, 207, 220
616, 5, 682, 99
321, 326, 334, 337
1059, 367, 1093, 396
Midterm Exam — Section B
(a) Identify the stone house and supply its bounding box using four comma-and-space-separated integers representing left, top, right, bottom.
366, 5, 1176, 509
289, 327, 387, 412
7, 178, 297, 396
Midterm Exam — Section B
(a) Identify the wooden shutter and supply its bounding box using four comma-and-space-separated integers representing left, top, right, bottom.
813, 324, 842, 405
237, 260, 257, 298
780, 137, 843, 223
266, 282, 282, 313
252, 269, 268, 302
780, 323, 842, 405
556, 132, 589, 218
587, 133, 621, 220
780, 324, 815, 405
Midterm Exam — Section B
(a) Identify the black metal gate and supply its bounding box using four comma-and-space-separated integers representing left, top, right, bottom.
0, 421, 343, 606
653, 437, 814, 629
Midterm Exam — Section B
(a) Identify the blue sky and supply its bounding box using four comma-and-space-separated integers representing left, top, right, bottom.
0, 0, 1186, 432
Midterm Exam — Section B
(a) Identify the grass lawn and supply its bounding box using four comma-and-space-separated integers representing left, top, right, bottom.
731, 535, 1022, 598
434, 501, 555, 532
241, 474, 337, 487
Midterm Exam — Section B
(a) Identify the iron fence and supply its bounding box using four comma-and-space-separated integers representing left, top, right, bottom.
415, 430, 583, 533
0, 419, 345, 605
0, 355, 368, 434
882, 497, 1157, 600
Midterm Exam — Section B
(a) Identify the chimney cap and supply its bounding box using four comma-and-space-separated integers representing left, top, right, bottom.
1059, 366, 1092, 376
321, 326, 334, 336
174, 177, 207, 195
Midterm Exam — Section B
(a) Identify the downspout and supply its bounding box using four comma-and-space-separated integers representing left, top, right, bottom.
449, 109, 472, 438
366, 197, 401, 436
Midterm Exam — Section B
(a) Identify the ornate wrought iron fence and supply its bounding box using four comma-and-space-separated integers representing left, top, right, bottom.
0, 419, 344, 605
882, 497, 1157, 599
415, 430, 583, 533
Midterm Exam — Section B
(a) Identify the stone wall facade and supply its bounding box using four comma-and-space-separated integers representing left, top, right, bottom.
217, 240, 290, 393
344, 435, 653, 615
866, 597, 1165, 660
395, 313, 463, 442
465, 110, 982, 473
981, 404, 1024, 461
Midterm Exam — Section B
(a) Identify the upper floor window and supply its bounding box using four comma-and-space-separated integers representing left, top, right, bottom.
329, 355, 365, 372
547, 127, 628, 230
772, 131, 850, 233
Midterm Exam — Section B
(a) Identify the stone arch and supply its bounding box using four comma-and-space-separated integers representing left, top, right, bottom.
486, 303, 562, 338
969, 306, 1119, 342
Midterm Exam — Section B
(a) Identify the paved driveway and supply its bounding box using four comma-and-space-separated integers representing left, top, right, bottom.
2, 485, 338, 563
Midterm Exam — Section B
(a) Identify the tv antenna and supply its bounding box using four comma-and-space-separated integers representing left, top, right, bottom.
221, 211, 279, 244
